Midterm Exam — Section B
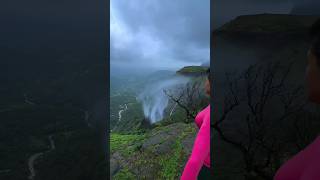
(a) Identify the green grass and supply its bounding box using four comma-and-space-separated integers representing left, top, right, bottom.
113, 168, 136, 180
111, 123, 198, 179
177, 66, 208, 74
159, 140, 184, 180
158, 125, 196, 179
110, 133, 146, 156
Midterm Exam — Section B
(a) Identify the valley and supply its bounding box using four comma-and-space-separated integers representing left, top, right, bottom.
109, 66, 209, 179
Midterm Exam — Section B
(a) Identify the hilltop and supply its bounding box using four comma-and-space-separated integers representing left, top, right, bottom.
176, 66, 208, 76
213, 14, 320, 48
214, 14, 319, 35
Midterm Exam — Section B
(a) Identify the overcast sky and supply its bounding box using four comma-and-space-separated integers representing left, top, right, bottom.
110, 0, 210, 72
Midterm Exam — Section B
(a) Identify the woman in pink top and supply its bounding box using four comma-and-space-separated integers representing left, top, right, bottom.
181, 68, 211, 180
274, 19, 320, 180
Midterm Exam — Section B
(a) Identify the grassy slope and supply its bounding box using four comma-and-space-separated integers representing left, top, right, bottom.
111, 123, 197, 180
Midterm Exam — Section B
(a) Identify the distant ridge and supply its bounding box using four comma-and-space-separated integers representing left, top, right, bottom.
214, 14, 319, 35
176, 66, 208, 76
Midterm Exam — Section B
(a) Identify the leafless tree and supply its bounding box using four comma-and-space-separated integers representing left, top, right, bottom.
213, 61, 307, 180
164, 78, 209, 123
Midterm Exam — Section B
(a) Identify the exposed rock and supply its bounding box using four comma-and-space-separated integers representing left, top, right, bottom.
141, 132, 168, 150
142, 123, 190, 152
154, 138, 176, 155
110, 157, 120, 176
110, 152, 123, 176
181, 133, 196, 155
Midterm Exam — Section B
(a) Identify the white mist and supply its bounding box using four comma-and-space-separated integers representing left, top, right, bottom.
137, 76, 189, 123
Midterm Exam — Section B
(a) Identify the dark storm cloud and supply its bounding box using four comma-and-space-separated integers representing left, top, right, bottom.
111, 0, 210, 70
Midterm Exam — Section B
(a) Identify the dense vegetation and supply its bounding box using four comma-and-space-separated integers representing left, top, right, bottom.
176, 66, 208, 76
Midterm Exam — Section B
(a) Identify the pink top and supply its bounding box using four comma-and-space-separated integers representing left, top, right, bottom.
274, 136, 320, 180
181, 105, 210, 180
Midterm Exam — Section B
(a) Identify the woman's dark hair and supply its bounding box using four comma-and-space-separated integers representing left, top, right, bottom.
206, 68, 211, 83
310, 18, 320, 61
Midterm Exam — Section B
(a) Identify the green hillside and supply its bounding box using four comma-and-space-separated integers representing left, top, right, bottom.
110, 123, 197, 179
176, 66, 208, 76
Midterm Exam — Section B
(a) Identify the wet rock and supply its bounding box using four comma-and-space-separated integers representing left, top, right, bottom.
142, 123, 189, 152
142, 132, 169, 150
154, 138, 176, 155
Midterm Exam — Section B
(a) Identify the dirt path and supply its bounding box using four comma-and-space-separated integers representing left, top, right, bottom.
118, 104, 128, 122
27, 135, 56, 180
24, 93, 35, 105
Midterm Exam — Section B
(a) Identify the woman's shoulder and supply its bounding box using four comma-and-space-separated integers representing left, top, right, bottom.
195, 105, 210, 124
202, 105, 210, 117
314, 136, 320, 156
307, 136, 320, 154
302, 137, 320, 179
197, 105, 210, 116
275, 136, 320, 180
